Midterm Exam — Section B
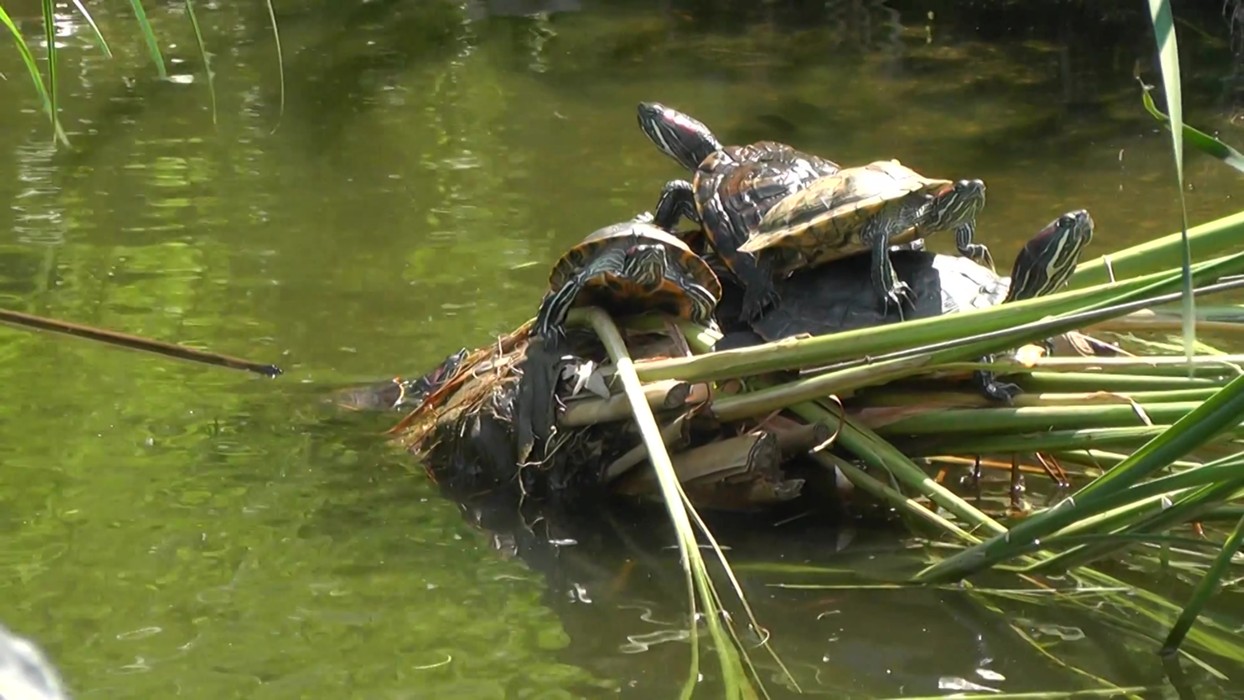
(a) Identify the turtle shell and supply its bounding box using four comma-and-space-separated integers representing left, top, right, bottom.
693, 142, 840, 279
714, 247, 1006, 344
739, 159, 952, 275
546, 220, 722, 322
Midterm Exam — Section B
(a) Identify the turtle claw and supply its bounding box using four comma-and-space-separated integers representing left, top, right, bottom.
976, 370, 1020, 404
961, 243, 996, 272
881, 280, 915, 319
740, 286, 780, 323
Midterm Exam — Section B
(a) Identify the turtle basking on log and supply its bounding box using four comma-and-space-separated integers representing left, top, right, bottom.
636, 101, 841, 323
532, 213, 722, 340
519, 212, 723, 462
717, 209, 1095, 402
737, 158, 992, 316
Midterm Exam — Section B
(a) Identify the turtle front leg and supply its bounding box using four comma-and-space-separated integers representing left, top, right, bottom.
736, 252, 781, 323
533, 251, 623, 339
867, 221, 914, 315
955, 221, 995, 272
683, 281, 720, 328
973, 353, 1021, 403
654, 180, 700, 230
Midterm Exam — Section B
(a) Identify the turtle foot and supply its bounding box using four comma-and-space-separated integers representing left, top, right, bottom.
880, 280, 915, 319
739, 286, 781, 324
961, 243, 996, 272
975, 370, 1021, 404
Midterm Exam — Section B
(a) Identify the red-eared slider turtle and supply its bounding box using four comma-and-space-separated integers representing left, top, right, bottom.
637, 102, 841, 323
737, 159, 991, 315
532, 214, 722, 340
719, 210, 1094, 401
519, 213, 722, 461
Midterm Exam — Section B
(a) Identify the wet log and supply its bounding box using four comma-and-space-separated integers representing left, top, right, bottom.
560, 379, 708, 427
603, 417, 692, 483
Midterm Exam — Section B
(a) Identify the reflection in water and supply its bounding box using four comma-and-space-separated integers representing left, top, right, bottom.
11, 141, 65, 246
0, 1, 1242, 698
439, 482, 1229, 698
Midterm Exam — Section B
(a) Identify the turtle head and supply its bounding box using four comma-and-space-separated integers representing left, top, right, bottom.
625, 243, 669, 292
1004, 209, 1094, 303
927, 178, 987, 231
637, 102, 722, 171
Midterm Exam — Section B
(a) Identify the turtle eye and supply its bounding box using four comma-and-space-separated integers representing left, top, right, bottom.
1058, 214, 1074, 228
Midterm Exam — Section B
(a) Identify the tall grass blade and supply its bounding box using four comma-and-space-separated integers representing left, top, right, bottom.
1163, 513, 1244, 654
69, 0, 111, 58
265, 0, 285, 127
1141, 81, 1244, 172
1145, 0, 1196, 371
128, 0, 167, 78
183, 0, 216, 125
39, 0, 57, 143
584, 308, 768, 699
0, 5, 69, 145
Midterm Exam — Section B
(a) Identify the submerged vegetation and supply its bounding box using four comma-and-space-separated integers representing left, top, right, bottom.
4, 1, 1244, 698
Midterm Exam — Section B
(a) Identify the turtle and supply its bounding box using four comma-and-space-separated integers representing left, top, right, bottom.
717, 209, 1095, 402
637, 101, 841, 323
736, 158, 991, 316
532, 214, 723, 340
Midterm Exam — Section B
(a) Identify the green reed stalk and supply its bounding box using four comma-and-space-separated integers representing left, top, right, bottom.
915, 372, 1244, 583
1022, 371, 1227, 392
871, 401, 1206, 436
584, 308, 776, 699
1052, 449, 1202, 472
1071, 210, 1244, 287
636, 252, 1244, 385
1031, 478, 1244, 574
790, 400, 1007, 537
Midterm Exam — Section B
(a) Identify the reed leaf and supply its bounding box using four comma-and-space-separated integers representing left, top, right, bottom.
1141, 80, 1244, 173
265, 0, 285, 125
183, 0, 216, 124
0, 5, 68, 145
128, 0, 167, 77
1145, 0, 1196, 371
68, 0, 111, 57
1163, 513, 1244, 654
40, 0, 56, 144
584, 308, 770, 699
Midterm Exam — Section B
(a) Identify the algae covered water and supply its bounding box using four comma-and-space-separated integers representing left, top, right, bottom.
1, 1, 1243, 697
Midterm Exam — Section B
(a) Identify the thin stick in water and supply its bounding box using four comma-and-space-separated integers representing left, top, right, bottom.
0, 307, 282, 378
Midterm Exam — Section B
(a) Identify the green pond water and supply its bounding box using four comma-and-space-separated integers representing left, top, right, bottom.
2, 1, 1244, 697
